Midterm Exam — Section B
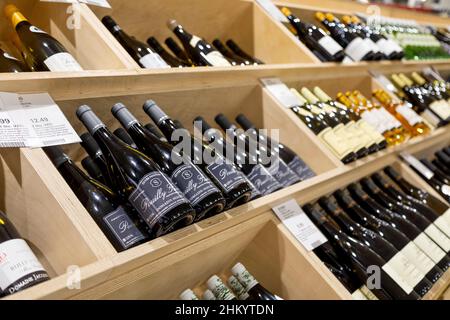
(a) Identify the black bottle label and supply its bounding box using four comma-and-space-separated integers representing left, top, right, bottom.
288, 156, 316, 180
171, 164, 220, 205
129, 172, 189, 228
267, 158, 301, 187
206, 162, 247, 193
246, 164, 281, 195
0, 239, 49, 295
103, 206, 147, 250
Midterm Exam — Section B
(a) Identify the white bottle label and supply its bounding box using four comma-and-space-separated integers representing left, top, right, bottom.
344, 37, 371, 62
400, 241, 435, 275
203, 51, 232, 67
318, 36, 343, 56
317, 127, 352, 160
360, 285, 379, 300
0, 239, 47, 292
396, 104, 423, 126
351, 289, 368, 300
442, 208, 450, 225
429, 100, 450, 120
139, 52, 170, 69
356, 119, 385, 144
379, 108, 402, 128
376, 38, 397, 56
44, 52, 83, 72
434, 215, 450, 239
424, 224, 450, 252
413, 233, 446, 263
382, 251, 425, 294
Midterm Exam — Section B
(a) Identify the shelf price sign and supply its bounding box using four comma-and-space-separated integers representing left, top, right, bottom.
272, 199, 328, 251
0, 92, 81, 148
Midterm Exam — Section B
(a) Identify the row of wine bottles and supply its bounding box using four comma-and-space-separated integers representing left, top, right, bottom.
102, 16, 264, 69
303, 165, 450, 300
0, 4, 83, 73
180, 263, 281, 301
282, 8, 404, 63
46, 101, 314, 251
404, 146, 450, 204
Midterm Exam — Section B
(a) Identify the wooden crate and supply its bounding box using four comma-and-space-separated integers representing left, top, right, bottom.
0, 0, 134, 71
88, 0, 319, 67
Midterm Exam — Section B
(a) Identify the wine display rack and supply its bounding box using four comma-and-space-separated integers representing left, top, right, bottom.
0, 0, 448, 300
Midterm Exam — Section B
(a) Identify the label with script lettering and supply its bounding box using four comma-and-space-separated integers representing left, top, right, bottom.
206, 162, 246, 193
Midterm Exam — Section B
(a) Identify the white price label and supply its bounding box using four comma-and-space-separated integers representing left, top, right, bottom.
272, 199, 328, 251
40, 0, 111, 8
255, 0, 288, 23
260, 78, 302, 108
0, 92, 80, 148
400, 152, 434, 180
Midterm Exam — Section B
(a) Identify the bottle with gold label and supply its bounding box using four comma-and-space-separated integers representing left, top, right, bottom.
350, 91, 409, 145
314, 86, 387, 152
300, 87, 369, 159
289, 92, 357, 164
373, 89, 431, 137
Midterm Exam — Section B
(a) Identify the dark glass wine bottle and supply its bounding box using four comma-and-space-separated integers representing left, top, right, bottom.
0, 48, 28, 72
335, 188, 444, 284
0, 210, 49, 296
147, 36, 187, 68
164, 37, 194, 66
231, 263, 280, 300
45, 146, 148, 251
5, 4, 82, 72
215, 114, 301, 187
281, 7, 344, 62
212, 39, 251, 66
226, 39, 264, 65
167, 20, 231, 67
102, 16, 169, 69
112, 103, 226, 220
81, 156, 106, 184
114, 127, 137, 149
433, 151, 450, 177
303, 203, 419, 300
421, 159, 450, 184
235, 114, 315, 181
142, 102, 252, 207
144, 123, 169, 142
77, 105, 196, 237
348, 182, 450, 272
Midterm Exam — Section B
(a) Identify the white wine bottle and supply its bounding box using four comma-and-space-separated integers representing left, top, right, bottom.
5, 4, 82, 72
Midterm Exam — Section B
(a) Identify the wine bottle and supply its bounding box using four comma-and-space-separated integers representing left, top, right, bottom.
0, 48, 27, 72
335, 188, 443, 284
202, 289, 216, 300
227, 275, 251, 300
144, 123, 169, 142
147, 36, 188, 68
81, 156, 105, 184
319, 196, 432, 297
281, 7, 344, 62
226, 40, 264, 65
212, 39, 250, 66
313, 86, 386, 152
360, 178, 450, 254
0, 210, 49, 296
142, 102, 252, 207
45, 146, 148, 252
348, 182, 450, 272
303, 203, 419, 300
112, 103, 226, 220
114, 127, 138, 149
164, 37, 194, 66
206, 275, 237, 300
421, 159, 450, 184
231, 263, 279, 300
167, 19, 231, 67
215, 114, 301, 187
102, 16, 169, 69
194, 116, 269, 198
434, 151, 450, 177
77, 105, 196, 237
290, 93, 357, 163
235, 114, 315, 180
179, 289, 199, 300
315, 12, 374, 62
4, 4, 82, 72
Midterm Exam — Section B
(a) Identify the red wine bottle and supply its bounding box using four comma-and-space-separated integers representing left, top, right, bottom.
226, 39, 264, 65
212, 39, 251, 66
112, 103, 226, 220
81, 156, 106, 184
146, 36, 188, 68
164, 37, 193, 66
77, 105, 196, 237
114, 127, 138, 149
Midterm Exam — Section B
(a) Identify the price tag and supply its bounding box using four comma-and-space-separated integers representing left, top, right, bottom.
0, 92, 80, 148
40, 0, 111, 8
400, 152, 434, 180
255, 0, 288, 23
260, 78, 301, 108
272, 199, 327, 251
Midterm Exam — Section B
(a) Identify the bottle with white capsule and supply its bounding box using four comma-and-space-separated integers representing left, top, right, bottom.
179, 289, 199, 300
206, 275, 237, 300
